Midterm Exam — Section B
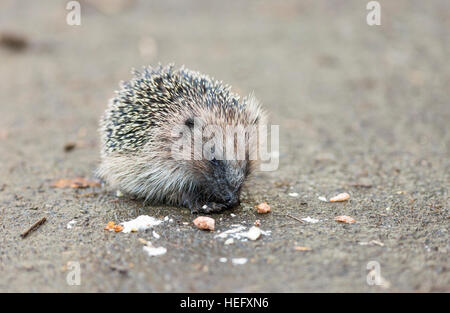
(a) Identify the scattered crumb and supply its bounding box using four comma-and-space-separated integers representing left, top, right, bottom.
231, 258, 248, 265
215, 225, 245, 239
254, 219, 261, 227
335, 215, 356, 224
246, 226, 262, 241
121, 215, 162, 233
143, 245, 167, 257
116, 190, 124, 197
288, 192, 299, 197
301, 217, 320, 224
104, 221, 115, 230
193, 216, 215, 231
152, 231, 160, 239
329, 192, 350, 202
294, 246, 312, 251
224, 238, 234, 245
51, 177, 100, 189
318, 196, 328, 202
230, 213, 236, 217
113, 224, 124, 232
219, 257, 227, 263
216, 225, 271, 242
255, 202, 271, 214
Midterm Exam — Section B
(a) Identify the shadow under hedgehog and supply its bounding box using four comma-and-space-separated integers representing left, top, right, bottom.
98, 64, 267, 213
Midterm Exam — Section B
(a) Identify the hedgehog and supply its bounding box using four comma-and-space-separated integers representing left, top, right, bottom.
98, 64, 267, 213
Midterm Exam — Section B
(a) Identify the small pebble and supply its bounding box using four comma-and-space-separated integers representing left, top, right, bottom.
246, 226, 261, 241
329, 192, 350, 202
113, 224, 124, 232
255, 202, 271, 214
335, 215, 356, 224
193, 216, 215, 231
294, 246, 312, 251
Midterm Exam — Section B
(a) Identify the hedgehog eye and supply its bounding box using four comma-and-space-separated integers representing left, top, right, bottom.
210, 157, 219, 166
185, 117, 194, 128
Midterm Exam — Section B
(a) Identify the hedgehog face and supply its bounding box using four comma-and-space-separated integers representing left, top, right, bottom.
203, 158, 248, 208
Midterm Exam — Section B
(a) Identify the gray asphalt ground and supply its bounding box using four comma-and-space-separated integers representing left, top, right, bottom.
0, 0, 449, 292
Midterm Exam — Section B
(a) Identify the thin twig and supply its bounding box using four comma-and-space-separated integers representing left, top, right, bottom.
20, 217, 46, 238
286, 213, 304, 223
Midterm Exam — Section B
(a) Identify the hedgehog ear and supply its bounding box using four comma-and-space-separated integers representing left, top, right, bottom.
185, 117, 195, 128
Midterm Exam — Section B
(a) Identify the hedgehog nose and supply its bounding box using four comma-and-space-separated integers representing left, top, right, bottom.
225, 194, 239, 207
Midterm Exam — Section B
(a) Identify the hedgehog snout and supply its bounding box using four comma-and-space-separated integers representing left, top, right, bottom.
224, 190, 240, 207
208, 180, 240, 208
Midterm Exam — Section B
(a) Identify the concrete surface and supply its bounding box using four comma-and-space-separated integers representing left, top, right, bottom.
0, 0, 448, 292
